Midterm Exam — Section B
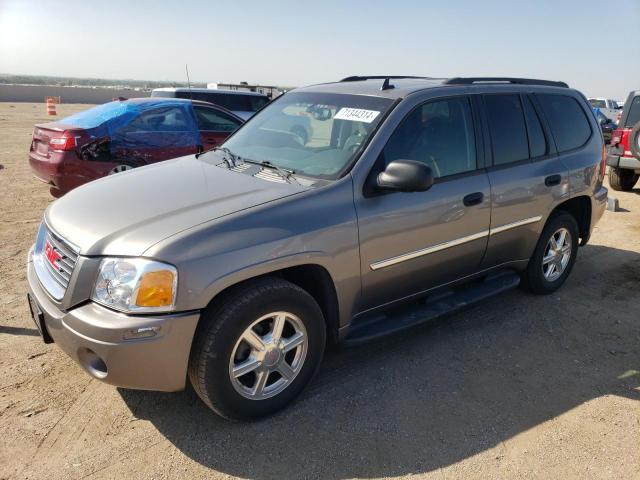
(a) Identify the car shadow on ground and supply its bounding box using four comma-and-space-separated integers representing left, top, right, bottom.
119, 244, 640, 479
0, 325, 40, 337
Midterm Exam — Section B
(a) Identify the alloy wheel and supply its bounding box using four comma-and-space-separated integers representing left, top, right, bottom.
229, 311, 308, 400
542, 227, 572, 282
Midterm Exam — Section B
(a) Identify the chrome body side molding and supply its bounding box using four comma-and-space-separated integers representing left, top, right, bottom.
370, 230, 490, 271
489, 216, 543, 236
370, 216, 543, 271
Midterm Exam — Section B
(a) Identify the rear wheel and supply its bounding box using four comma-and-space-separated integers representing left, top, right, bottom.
609, 167, 639, 191
522, 212, 579, 294
188, 277, 326, 420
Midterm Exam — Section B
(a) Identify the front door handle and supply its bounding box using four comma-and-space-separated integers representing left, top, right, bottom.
545, 174, 562, 187
463, 192, 484, 207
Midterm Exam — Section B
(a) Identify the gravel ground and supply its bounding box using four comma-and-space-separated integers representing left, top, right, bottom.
0, 102, 639, 480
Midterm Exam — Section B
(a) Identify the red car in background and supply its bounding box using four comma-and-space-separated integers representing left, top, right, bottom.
607, 90, 640, 191
29, 98, 244, 197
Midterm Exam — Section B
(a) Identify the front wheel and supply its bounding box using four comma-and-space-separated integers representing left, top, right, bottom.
188, 277, 326, 420
521, 212, 579, 295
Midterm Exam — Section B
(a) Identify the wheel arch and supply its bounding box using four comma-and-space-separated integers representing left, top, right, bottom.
550, 195, 592, 246
198, 263, 341, 346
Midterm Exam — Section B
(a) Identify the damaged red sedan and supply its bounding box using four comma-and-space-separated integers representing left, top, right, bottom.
28, 98, 244, 197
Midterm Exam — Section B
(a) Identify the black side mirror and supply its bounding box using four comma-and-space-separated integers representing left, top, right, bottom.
377, 159, 434, 192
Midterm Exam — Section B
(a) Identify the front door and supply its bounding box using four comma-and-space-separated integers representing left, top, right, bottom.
355, 96, 491, 312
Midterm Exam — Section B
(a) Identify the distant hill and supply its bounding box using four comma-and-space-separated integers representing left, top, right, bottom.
0, 73, 206, 90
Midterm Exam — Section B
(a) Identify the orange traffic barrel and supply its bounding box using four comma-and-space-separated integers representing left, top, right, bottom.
45, 97, 57, 116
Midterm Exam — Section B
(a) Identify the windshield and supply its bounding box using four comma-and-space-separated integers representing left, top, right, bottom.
222, 92, 394, 179
589, 99, 606, 109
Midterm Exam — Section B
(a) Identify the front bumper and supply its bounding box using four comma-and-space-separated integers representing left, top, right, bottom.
27, 257, 200, 392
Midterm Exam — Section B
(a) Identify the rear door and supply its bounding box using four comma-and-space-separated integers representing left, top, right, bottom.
355, 95, 491, 310
111, 106, 200, 163
480, 93, 569, 267
193, 105, 243, 149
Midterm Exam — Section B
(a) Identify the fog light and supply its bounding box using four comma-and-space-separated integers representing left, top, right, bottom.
78, 348, 108, 379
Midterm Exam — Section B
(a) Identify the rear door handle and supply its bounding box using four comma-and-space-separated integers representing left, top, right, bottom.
463, 192, 484, 207
545, 174, 562, 187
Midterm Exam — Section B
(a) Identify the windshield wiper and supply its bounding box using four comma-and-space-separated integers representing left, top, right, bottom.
205, 146, 239, 168
240, 158, 299, 185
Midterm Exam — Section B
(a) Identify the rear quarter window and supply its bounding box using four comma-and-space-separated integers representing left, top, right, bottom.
538, 94, 591, 152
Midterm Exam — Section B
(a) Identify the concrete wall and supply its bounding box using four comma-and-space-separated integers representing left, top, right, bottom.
0, 84, 148, 104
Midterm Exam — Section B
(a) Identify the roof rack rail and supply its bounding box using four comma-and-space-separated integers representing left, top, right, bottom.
340, 75, 433, 82
444, 77, 569, 88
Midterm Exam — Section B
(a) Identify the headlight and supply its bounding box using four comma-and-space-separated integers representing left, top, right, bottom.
92, 258, 177, 313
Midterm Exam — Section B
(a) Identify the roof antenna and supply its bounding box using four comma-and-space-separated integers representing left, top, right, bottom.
381, 77, 395, 91
185, 64, 193, 100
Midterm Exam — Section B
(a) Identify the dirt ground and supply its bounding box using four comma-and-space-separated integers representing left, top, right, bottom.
0, 102, 639, 480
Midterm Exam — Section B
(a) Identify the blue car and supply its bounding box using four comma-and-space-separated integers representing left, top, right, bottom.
29, 98, 244, 196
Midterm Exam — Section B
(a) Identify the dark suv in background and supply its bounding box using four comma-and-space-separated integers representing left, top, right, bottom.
27, 76, 607, 420
607, 90, 640, 191
151, 88, 270, 120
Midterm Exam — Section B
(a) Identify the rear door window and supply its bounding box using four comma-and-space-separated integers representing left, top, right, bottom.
382, 96, 477, 178
625, 96, 640, 127
522, 96, 547, 158
125, 107, 192, 132
193, 106, 242, 132
538, 94, 592, 152
484, 94, 529, 166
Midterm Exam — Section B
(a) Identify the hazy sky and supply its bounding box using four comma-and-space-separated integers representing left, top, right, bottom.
1, 0, 638, 99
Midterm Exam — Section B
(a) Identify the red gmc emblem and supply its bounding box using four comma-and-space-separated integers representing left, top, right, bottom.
44, 240, 61, 268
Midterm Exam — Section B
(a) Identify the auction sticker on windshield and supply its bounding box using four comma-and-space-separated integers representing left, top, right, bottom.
334, 108, 380, 123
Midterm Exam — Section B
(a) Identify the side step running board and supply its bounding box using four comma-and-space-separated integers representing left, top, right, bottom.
344, 271, 520, 346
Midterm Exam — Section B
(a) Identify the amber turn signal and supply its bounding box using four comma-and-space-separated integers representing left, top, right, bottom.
135, 270, 175, 307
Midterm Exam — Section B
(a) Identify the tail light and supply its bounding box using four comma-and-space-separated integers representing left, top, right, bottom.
49, 132, 77, 151
611, 129, 623, 146
599, 143, 606, 178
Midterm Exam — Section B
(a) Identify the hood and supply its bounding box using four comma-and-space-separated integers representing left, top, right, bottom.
45, 153, 307, 256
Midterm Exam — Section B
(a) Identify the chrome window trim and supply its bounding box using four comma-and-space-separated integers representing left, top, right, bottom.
369, 215, 543, 271
370, 230, 490, 271
489, 216, 542, 236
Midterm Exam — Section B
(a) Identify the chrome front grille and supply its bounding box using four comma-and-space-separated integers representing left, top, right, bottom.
33, 223, 79, 300
43, 230, 78, 289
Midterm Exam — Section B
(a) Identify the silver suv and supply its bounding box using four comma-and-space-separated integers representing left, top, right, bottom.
27, 76, 608, 419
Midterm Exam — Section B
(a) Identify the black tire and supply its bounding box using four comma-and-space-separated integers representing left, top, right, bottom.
630, 121, 640, 160
521, 212, 579, 295
188, 277, 326, 420
609, 167, 639, 191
